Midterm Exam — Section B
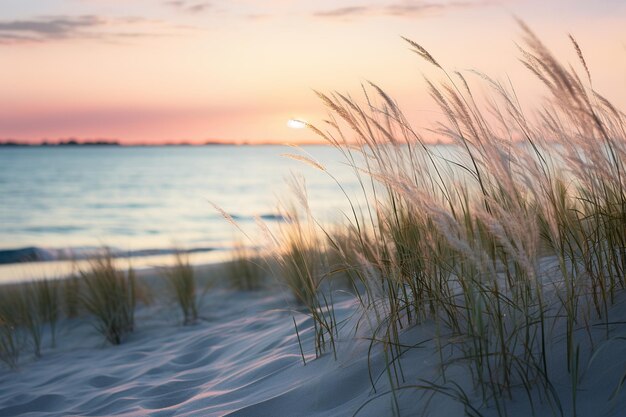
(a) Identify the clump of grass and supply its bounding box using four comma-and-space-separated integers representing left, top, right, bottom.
20, 286, 44, 358
214, 196, 338, 358
277, 20, 626, 416
80, 255, 136, 345
0, 289, 24, 369
0, 284, 46, 361
227, 241, 264, 290
272, 200, 339, 359
323, 224, 368, 293
63, 274, 82, 318
0, 317, 20, 370
34, 279, 59, 348
0, 280, 62, 365
279, 222, 323, 307
163, 253, 198, 325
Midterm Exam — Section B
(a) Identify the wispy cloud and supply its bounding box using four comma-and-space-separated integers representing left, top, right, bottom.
313, 6, 370, 18
0, 15, 104, 42
0, 15, 182, 45
313, 1, 491, 19
245, 13, 272, 21
164, 1, 211, 13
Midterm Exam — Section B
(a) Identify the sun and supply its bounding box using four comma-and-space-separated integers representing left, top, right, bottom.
287, 119, 307, 129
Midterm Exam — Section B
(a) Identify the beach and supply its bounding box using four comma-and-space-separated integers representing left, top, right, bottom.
2, 256, 626, 417
0, 262, 423, 417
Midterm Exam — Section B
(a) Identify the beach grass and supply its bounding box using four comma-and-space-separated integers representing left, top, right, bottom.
227, 241, 265, 291
63, 274, 81, 319
0, 278, 63, 367
0, 289, 24, 369
268, 21, 626, 415
33, 279, 59, 348
0, 317, 20, 370
80, 254, 136, 345
163, 252, 198, 325
256, 200, 339, 359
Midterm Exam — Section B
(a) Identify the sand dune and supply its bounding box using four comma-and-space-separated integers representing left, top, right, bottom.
2, 264, 626, 417
0, 286, 396, 417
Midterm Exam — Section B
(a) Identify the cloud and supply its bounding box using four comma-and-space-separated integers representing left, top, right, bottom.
164, 1, 211, 13
313, 1, 491, 19
245, 13, 272, 21
313, 6, 370, 18
0, 15, 181, 45
0, 16, 103, 42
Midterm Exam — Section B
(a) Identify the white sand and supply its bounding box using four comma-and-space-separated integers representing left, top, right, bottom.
2, 261, 626, 416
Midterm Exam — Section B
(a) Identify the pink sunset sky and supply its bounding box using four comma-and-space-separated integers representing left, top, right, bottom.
0, 0, 624, 144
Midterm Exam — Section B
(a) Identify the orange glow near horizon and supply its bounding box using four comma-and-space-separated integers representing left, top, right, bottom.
0, 1, 624, 145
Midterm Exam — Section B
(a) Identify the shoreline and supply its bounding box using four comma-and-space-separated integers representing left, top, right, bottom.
0, 250, 234, 285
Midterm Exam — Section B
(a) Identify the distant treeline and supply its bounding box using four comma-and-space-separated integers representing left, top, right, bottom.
0, 139, 326, 147
0, 139, 121, 147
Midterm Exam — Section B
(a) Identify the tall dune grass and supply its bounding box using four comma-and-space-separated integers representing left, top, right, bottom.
272, 21, 626, 415
163, 252, 198, 325
242, 186, 339, 359
227, 241, 265, 290
276, 210, 339, 358
80, 255, 136, 345
63, 274, 81, 319
0, 316, 20, 370
34, 279, 59, 348
0, 289, 24, 369
14, 287, 43, 358
0, 279, 60, 365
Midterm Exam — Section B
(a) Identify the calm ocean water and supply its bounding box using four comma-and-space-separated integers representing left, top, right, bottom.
0, 145, 365, 280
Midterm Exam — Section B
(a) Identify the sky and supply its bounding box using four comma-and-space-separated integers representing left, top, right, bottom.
0, 0, 624, 144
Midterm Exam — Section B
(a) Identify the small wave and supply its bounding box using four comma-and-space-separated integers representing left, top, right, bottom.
227, 213, 287, 222
23, 225, 85, 233
0, 246, 216, 265
259, 213, 287, 221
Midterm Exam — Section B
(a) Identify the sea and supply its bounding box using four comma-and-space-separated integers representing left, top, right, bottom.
0, 145, 365, 282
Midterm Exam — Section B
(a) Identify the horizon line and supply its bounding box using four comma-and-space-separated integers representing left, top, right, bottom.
0, 138, 329, 147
